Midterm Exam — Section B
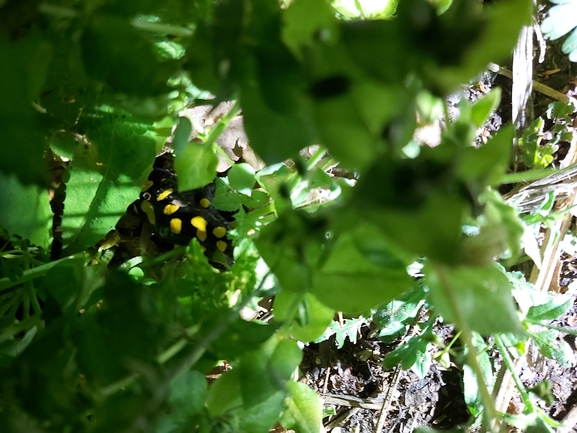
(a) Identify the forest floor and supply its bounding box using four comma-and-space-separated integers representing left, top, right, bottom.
290, 23, 577, 433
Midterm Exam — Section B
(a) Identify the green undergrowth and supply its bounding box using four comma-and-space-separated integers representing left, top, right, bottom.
2, 0, 575, 432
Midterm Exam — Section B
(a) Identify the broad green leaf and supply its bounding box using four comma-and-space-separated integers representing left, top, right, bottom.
206, 368, 242, 417
312, 228, 412, 313
240, 78, 317, 164
255, 210, 326, 293
240, 337, 301, 408
229, 163, 256, 196
0, 172, 52, 249
312, 81, 405, 169
458, 124, 513, 188
463, 346, 493, 416
274, 292, 335, 342
282, 0, 338, 59
157, 370, 207, 433
81, 15, 178, 96
426, 0, 532, 93
383, 334, 431, 377
470, 88, 501, 128
461, 190, 524, 266
280, 381, 322, 433
425, 263, 523, 335
207, 318, 279, 360
530, 330, 575, 367
172, 116, 192, 155
317, 317, 368, 349
61, 109, 156, 255
373, 284, 426, 334
541, 2, 577, 40
527, 295, 573, 322
175, 141, 218, 191
0, 35, 51, 185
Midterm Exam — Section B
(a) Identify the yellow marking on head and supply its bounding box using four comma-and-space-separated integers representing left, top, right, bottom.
163, 203, 179, 215
200, 198, 210, 208
170, 218, 182, 234
191, 216, 208, 231
156, 188, 173, 201
197, 230, 207, 242
216, 240, 227, 252
140, 200, 156, 225
141, 180, 154, 192
213, 226, 227, 238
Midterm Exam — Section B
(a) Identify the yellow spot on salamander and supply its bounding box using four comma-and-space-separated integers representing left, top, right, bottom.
156, 188, 173, 201
213, 226, 227, 238
191, 216, 208, 231
163, 203, 179, 215
216, 240, 227, 252
200, 198, 210, 208
141, 180, 154, 192
170, 218, 182, 234
140, 200, 156, 225
197, 230, 207, 242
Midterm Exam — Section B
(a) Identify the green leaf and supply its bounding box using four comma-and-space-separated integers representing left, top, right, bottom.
274, 292, 335, 342
0, 35, 51, 185
240, 76, 317, 164
282, 0, 338, 59
280, 381, 322, 433
470, 88, 501, 128
228, 163, 256, 196
463, 347, 493, 416
383, 334, 431, 377
61, 109, 156, 255
175, 141, 218, 191
0, 172, 52, 249
318, 317, 368, 349
312, 228, 412, 313
240, 337, 301, 409
426, 263, 523, 335
541, 2, 577, 40
527, 295, 573, 321
206, 368, 243, 417
458, 125, 513, 188
157, 370, 208, 433
81, 15, 178, 96
530, 330, 575, 367
425, 0, 532, 93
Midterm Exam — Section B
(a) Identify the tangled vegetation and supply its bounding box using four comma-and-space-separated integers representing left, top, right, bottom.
2, 0, 576, 432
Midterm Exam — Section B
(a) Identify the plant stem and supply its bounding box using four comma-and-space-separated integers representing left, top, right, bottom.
0, 252, 87, 294
493, 335, 533, 411
525, 320, 577, 336
433, 264, 502, 432
204, 101, 241, 166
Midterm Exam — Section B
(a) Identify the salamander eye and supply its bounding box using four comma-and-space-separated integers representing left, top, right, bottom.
157, 189, 173, 201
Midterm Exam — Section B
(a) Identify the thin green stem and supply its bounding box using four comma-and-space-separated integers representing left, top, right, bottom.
433, 264, 501, 432
130, 18, 194, 36
204, 101, 241, 156
493, 335, 533, 411
306, 146, 327, 171
525, 319, 577, 336
0, 252, 87, 294
133, 247, 187, 270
